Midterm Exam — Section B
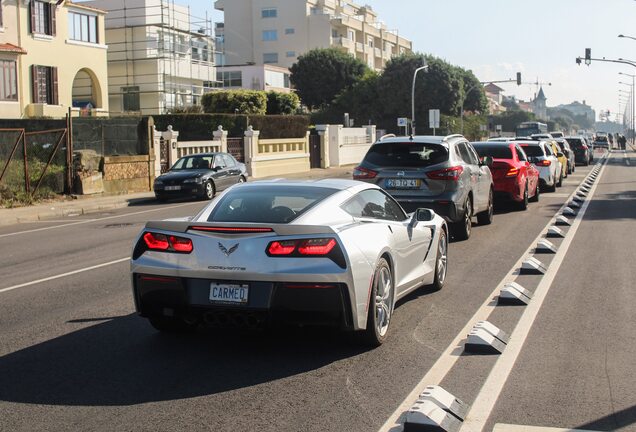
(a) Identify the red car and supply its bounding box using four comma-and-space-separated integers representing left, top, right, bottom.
471, 142, 540, 210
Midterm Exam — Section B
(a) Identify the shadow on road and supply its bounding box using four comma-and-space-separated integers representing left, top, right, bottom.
0, 314, 369, 406
574, 404, 636, 431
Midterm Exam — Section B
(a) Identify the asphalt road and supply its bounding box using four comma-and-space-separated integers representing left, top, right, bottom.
0, 150, 634, 432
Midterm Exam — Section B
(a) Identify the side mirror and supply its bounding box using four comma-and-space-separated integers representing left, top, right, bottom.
481, 156, 494, 168
557, 152, 564, 158
414, 208, 435, 222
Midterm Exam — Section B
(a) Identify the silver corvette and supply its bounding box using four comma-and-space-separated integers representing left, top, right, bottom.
131, 179, 448, 345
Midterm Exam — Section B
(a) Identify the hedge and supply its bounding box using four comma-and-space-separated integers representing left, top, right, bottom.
151, 114, 310, 140
202, 90, 267, 115
266, 91, 300, 115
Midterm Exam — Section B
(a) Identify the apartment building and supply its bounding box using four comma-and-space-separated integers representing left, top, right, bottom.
87, 0, 216, 115
0, 0, 109, 119
214, 0, 412, 71
215, 64, 292, 93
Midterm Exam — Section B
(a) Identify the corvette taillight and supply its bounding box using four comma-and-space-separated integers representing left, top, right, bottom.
142, 232, 193, 254
266, 238, 345, 268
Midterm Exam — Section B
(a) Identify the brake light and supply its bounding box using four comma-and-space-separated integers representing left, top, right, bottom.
190, 226, 273, 233
427, 166, 464, 181
142, 232, 193, 254
143, 232, 169, 250
353, 166, 377, 179
505, 167, 520, 177
298, 238, 337, 255
536, 160, 551, 166
268, 240, 297, 255
169, 235, 193, 253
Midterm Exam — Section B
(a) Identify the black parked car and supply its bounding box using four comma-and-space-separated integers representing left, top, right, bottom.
565, 136, 591, 166
154, 152, 247, 201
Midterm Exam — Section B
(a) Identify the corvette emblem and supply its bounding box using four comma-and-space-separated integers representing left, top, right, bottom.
218, 242, 239, 257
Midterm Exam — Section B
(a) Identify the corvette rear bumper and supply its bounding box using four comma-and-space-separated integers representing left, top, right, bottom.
133, 273, 354, 329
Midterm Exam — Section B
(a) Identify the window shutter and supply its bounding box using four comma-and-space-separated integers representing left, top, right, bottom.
51, 67, 59, 105
50, 3, 56, 36
29, 1, 36, 34
0, 3, 4, 28
31, 65, 40, 103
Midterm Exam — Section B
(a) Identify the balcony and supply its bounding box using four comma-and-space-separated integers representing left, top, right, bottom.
331, 36, 354, 51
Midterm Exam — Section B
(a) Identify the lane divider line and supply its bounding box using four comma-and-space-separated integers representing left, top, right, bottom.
0, 201, 201, 239
0, 257, 129, 294
379, 155, 608, 432
459, 155, 609, 432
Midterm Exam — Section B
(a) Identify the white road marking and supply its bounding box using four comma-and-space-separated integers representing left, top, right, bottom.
493, 424, 604, 432
379, 160, 607, 432
460, 158, 607, 432
0, 202, 201, 239
0, 257, 129, 294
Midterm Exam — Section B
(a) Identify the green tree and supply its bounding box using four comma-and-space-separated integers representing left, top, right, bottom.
201, 90, 267, 115
290, 48, 370, 109
266, 91, 301, 115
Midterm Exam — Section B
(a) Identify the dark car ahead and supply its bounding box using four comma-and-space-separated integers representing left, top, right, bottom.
353, 134, 494, 241
154, 152, 247, 201
565, 136, 591, 166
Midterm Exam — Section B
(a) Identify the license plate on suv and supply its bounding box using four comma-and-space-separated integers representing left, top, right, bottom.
386, 179, 421, 189
209, 283, 249, 304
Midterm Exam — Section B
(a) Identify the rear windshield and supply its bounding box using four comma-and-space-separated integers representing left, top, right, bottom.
566, 138, 583, 147
595, 136, 608, 142
519, 144, 544, 157
208, 186, 337, 223
364, 142, 449, 168
472, 144, 513, 159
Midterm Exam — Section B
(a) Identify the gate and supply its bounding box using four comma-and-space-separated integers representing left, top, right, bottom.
309, 134, 321, 169
227, 137, 244, 162
0, 127, 69, 199
159, 137, 171, 174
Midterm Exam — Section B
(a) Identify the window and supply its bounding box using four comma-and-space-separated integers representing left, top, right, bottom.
215, 71, 242, 88
31, 0, 56, 36
465, 144, 481, 165
364, 142, 449, 168
286, 51, 296, 58
0, 60, 18, 101
261, 8, 277, 18
283, 73, 290, 88
122, 86, 140, 111
343, 190, 406, 221
68, 11, 98, 43
348, 30, 355, 41
31, 65, 58, 104
213, 155, 227, 169
515, 146, 527, 162
285, 28, 295, 35
263, 53, 278, 64
0, 3, 3, 28
455, 143, 473, 164
473, 144, 513, 159
262, 30, 277, 41
222, 154, 236, 167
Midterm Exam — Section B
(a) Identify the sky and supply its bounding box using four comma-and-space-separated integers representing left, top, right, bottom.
158, 0, 634, 122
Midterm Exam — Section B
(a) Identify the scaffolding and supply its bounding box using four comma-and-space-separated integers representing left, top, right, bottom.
99, 0, 220, 115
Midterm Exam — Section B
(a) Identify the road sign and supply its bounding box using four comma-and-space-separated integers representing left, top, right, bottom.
397, 117, 408, 127
429, 109, 440, 129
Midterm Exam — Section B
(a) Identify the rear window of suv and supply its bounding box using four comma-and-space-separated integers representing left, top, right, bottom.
472, 144, 513, 159
566, 138, 583, 147
364, 142, 449, 168
519, 144, 544, 157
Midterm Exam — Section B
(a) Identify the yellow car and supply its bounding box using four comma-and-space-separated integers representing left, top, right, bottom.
548, 139, 568, 186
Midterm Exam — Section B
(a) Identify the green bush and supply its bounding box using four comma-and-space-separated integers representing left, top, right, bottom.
250, 115, 310, 139
202, 90, 267, 115
266, 92, 301, 115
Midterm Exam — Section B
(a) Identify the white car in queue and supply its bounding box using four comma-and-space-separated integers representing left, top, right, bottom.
131, 179, 449, 346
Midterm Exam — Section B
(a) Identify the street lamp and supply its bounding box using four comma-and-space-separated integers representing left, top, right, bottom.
411, 63, 429, 135
618, 34, 636, 41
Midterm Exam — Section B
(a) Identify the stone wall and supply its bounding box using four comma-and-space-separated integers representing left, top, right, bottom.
102, 155, 152, 194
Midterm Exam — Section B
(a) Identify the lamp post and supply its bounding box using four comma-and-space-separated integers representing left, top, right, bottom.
411, 64, 429, 136
619, 72, 636, 146
618, 34, 636, 41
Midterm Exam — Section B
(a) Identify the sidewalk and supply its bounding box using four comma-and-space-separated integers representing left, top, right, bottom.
0, 165, 356, 227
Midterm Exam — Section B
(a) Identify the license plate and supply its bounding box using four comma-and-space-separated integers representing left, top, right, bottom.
209, 283, 249, 304
165, 185, 181, 191
386, 179, 421, 189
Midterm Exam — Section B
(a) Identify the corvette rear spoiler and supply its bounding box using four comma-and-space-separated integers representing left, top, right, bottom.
144, 220, 336, 236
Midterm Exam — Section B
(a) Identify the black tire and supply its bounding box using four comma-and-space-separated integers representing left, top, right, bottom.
477, 189, 494, 225
429, 228, 448, 291
517, 184, 529, 210
238, 175, 247, 184
155, 195, 166, 203
359, 258, 393, 347
203, 180, 215, 200
529, 181, 540, 203
453, 197, 472, 241
547, 176, 557, 192
148, 316, 196, 333
557, 172, 563, 187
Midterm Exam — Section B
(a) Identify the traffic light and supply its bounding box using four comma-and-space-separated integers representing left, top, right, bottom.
576, 57, 582, 65
516, 72, 522, 85
585, 48, 591, 65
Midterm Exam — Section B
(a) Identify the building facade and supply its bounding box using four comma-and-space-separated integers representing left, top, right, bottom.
215, 64, 292, 93
214, 0, 413, 71
556, 101, 596, 123
88, 0, 216, 115
532, 86, 547, 120
0, 0, 109, 119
